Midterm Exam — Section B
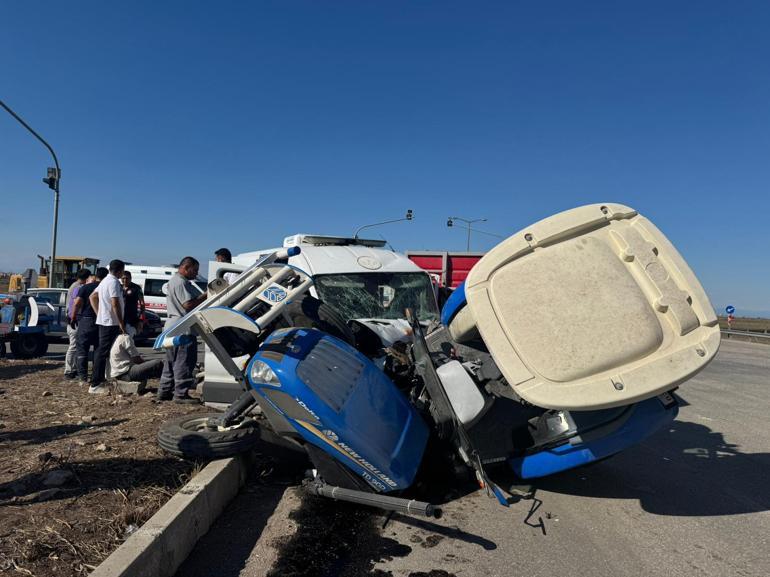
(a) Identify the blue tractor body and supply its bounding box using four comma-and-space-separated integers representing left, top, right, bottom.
246, 328, 429, 492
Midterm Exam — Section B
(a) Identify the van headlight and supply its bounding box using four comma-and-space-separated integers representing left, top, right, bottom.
250, 360, 281, 386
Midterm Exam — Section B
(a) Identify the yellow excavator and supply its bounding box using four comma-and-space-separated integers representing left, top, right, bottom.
8, 256, 99, 291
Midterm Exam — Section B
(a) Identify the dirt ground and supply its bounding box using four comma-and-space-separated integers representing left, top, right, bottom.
0, 357, 204, 576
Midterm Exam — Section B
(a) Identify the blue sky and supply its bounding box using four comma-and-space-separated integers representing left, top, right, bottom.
1, 2, 769, 315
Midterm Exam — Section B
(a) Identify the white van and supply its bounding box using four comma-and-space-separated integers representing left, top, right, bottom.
202, 234, 439, 406
124, 265, 207, 320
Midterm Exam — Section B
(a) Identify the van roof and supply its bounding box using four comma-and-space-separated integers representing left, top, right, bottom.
235, 240, 422, 277
124, 265, 177, 275
282, 234, 387, 248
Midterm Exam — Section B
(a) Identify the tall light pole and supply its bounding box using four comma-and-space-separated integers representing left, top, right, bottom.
447, 216, 487, 251
0, 98, 61, 288
353, 209, 413, 240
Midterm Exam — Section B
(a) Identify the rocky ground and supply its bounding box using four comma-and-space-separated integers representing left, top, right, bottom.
0, 357, 203, 576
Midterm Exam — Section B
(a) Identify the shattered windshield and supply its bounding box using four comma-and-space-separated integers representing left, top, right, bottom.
314, 272, 439, 322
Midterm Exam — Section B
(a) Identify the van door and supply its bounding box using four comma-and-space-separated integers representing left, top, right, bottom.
142, 278, 170, 318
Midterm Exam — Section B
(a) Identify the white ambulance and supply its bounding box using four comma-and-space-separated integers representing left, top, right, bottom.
124, 265, 207, 320
202, 234, 439, 406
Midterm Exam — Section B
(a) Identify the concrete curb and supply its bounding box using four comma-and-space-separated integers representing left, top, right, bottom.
90, 455, 248, 577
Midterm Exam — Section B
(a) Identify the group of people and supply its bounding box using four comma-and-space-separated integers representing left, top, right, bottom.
61, 251, 229, 402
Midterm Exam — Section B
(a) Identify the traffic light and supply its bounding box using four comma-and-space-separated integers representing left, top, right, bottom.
43, 167, 59, 190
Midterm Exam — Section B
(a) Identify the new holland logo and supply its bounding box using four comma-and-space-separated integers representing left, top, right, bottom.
263, 286, 287, 303
322, 429, 339, 442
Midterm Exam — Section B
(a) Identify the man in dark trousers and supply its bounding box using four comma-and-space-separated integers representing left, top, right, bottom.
89, 259, 126, 394
121, 271, 145, 336
158, 257, 206, 403
71, 267, 107, 386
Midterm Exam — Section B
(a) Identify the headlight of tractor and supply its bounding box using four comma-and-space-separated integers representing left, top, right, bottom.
249, 360, 281, 386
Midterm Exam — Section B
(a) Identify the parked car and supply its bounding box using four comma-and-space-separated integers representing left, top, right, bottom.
136, 309, 163, 344
25, 288, 68, 338
26, 287, 162, 344
1, 294, 49, 357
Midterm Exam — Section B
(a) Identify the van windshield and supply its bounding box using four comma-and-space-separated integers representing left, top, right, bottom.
314, 272, 438, 322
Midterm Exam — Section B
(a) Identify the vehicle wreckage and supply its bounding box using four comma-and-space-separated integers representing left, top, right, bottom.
155, 204, 720, 517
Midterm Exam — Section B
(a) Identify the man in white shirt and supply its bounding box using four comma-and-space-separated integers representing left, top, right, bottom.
110, 333, 163, 382
88, 259, 126, 394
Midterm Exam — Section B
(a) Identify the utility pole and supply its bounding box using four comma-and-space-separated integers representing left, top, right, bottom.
447, 216, 487, 251
0, 98, 61, 287
354, 209, 413, 240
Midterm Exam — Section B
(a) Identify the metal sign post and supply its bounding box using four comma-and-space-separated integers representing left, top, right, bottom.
726, 305, 735, 330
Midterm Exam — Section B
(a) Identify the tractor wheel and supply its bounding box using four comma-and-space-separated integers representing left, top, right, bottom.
11, 334, 45, 359
35, 336, 49, 357
158, 413, 261, 460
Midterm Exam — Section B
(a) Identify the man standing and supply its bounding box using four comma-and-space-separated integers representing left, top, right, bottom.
214, 248, 240, 285
64, 268, 91, 380
89, 259, 126, 394
72, 268, 106, 385
121, 271, 145, 336
158, 257, 206, 403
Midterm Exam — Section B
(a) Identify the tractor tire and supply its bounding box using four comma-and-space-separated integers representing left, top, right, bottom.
158, 413, 261, 460
35, 336, 49, 357
277, 295, 355, 346
11, 334, 46, 359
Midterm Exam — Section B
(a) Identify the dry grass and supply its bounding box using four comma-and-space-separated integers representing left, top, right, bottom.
0, 357, 204, 577
717, 316, 770, 333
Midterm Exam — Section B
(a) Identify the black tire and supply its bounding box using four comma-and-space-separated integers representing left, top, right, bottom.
35, 336, 49, 357
11, 333, 45, 359
158, 413, 261, 459
276, 295, 355, 346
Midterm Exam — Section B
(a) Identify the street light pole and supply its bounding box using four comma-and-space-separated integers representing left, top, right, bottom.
447, 216, 487, 251
0, 98, 61, 288
353, 209, 414, 240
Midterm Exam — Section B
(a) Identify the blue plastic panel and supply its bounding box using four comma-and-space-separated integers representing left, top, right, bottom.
509, 396, 678, 479
440, 281, 467, 326
248, 328, 429, 492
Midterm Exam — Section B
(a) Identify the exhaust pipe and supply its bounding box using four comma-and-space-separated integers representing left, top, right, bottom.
305, 480, 441, 518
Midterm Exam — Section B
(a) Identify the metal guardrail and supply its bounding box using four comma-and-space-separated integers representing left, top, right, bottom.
721, 329, 770, 341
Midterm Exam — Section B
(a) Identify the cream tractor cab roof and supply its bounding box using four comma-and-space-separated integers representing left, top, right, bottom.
451, 203, 720, 411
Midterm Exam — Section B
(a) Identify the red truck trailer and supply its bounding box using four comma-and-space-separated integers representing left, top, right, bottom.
405, 251, 484, 289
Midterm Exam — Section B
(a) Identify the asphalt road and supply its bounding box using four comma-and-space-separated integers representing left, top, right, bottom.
371, 339, 770, 577
48, 337, 770, 576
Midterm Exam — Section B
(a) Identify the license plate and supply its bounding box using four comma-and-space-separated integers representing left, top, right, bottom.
657, 391, 677, 408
